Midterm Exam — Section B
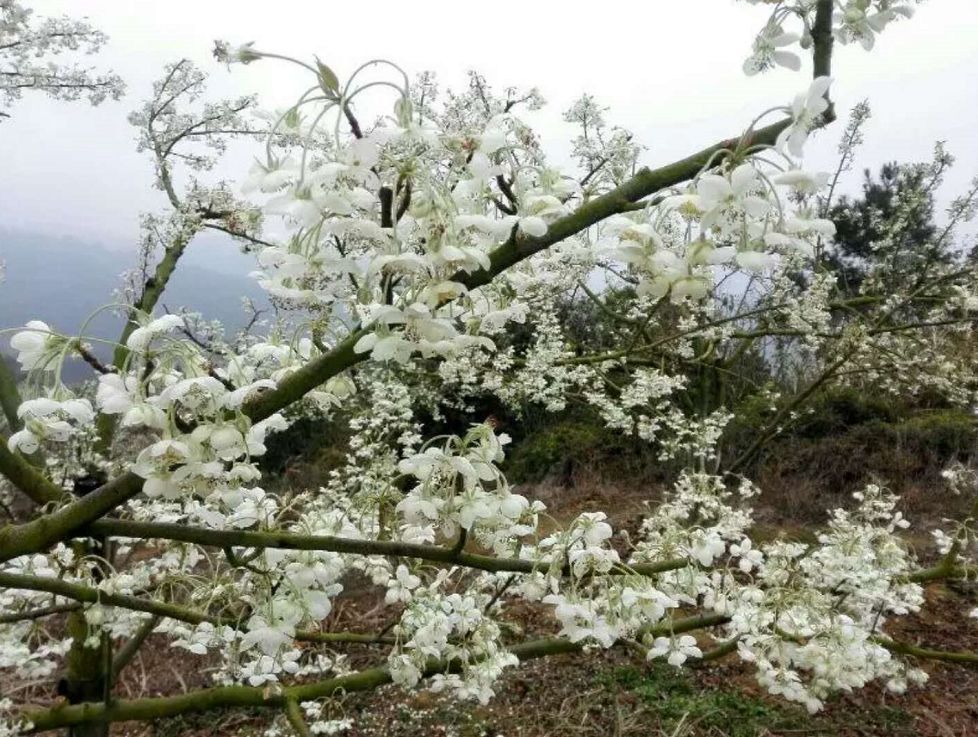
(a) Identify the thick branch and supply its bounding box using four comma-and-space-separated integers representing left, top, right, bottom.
284, 699, 312, 737
0, 602, 80, 624
0, 359, 23, 432
0, 472, 141, 562
96, 227, 196, 449
877, 637, 978, 666
85, 518, 688, 578
812, 0, 835, 79
23, 614, 727, 731
241, 117, 792, 424
0, 437, 65, 506
110, 615, 159, 679
74, 343, 111, 375
0, 571, 394, 646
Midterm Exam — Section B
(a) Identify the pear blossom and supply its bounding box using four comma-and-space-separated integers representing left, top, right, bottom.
730, 538, 764, 572
774, 169, 831, 194
96, 373, 138, 414
385, 565, 421, 604
697, 163, 772, 230
9, 320, 57, 371
131, 438, 196, 498
834, 2, 915, 50
158, 376, 227, 411
239, 616, 293, 656
212, 40, 261, 66
743, 25, 801, 75
735, 248, 777, 273
8, 397, 94, 453
647, 634, 703, 667
126, 314, 185, 352
777, 77, 833, 158
241, 155, 299, 194
689, 531, 727, 567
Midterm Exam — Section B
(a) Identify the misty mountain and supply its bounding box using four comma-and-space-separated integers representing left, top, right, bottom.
0, 229, 270, 383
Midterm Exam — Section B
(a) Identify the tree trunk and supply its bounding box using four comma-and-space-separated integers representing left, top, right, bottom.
62, 610, 109, 737
60, 535, 111, 737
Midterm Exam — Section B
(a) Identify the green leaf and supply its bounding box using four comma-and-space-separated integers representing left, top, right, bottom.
315, 58, 340, 95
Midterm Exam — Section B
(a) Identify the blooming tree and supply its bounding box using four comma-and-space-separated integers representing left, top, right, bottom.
3, 1, 978, 736
0, 0, 124, 120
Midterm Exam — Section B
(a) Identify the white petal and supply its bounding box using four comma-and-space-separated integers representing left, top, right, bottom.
518, 216, 548, 238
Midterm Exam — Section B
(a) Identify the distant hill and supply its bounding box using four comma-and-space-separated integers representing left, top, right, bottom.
0, 229, 270, 383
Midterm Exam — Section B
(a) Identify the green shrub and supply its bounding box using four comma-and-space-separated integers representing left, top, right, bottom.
891, 410, 978, 458
502, 406, 661, 484
792, 386, 902, 438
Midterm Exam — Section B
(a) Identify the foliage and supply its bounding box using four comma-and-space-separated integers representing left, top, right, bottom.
829, 148, 963, 297
502, 405, 660, 484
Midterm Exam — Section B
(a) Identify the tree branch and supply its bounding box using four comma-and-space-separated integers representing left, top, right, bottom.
0, 571, 395, 646
0, 471, 141, 562
0, 358, 23, 432
84, 518, 687, 578
110, 615, 160, 680
284, 699, 312, 737
876, 637, 978, 667
0, 602, 80, 625
22, 614, 726, 732
0, 435, 65, 506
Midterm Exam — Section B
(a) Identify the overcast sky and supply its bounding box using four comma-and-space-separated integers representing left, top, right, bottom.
1, 0, 976, 258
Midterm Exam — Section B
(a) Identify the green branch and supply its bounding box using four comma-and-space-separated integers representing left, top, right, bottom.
96, 227, 195, 452
0, 436, 65, 506
111, 615, 159, 679
0, 471, 142, 563
812, 0, 834, 79
0, 358, 23, 432
692, 637, 740, 666
0, 602, 80, 624
84, 518, 689, 578
284, 698, 312, 737
23, 614, 727, 732
0, 571, 393, 643
877, 637, 978, 666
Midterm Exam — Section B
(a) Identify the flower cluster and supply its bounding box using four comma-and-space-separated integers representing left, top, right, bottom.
389, 572, 518, 703
740, 0, 917, 74
396, 424, 538, 550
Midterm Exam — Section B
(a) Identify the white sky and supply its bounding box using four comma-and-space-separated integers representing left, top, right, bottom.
1, 0, 976, 254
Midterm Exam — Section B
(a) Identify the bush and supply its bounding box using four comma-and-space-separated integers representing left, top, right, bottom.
502, 406, 662, 484
734, 389, 978, 522
792, 386, 902, 438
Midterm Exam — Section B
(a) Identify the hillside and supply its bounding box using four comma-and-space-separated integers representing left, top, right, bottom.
0, 229, 269, 382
